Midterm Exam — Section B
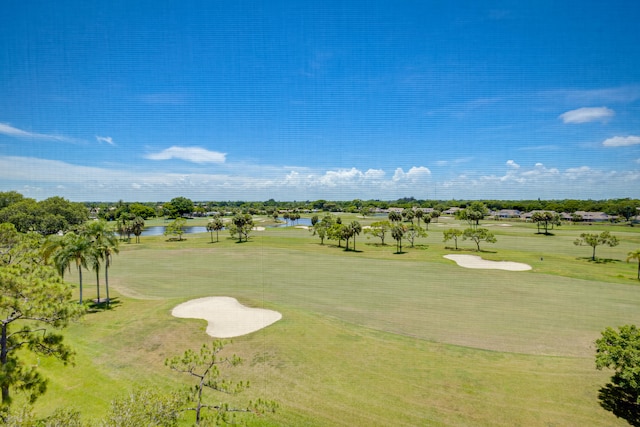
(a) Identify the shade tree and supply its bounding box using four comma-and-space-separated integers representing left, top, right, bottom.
443, 228, 463, 250
574, 231, 619, 261
164, 218, 187, 241
365, 220, 392, 245
462, 228, 497, 251
403, 224, 427, 248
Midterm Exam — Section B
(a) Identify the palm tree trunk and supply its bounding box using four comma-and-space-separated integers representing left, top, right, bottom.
77, 264, 83, 304
95, 268, 100, 303
105, 262, 110, 307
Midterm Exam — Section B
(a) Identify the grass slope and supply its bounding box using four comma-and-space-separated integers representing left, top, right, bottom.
34, 218, 639, 425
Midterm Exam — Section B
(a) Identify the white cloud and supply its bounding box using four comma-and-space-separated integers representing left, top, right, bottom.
559, 107, 614, 124
96, 135, 115, 145
0, 123, 73, 142
602, 135, 640, 147
506, 160, 519, 169
1, 156, 637, 202
145, 146, 227, 164
392, 166, 431, 182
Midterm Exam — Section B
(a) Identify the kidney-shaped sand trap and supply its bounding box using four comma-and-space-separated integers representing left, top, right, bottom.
444, 254, 532, 271
172, 296, 282, 338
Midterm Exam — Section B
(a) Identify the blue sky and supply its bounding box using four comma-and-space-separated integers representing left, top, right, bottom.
1, 1, 639, 202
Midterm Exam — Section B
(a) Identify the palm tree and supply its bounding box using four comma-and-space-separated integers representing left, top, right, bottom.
391, 224, 405, 253
207, 216, 224, 243
83, 220, 119, 305
349, 221, 362, 251
388, 210, 402, 223
414, 209, 424, 227
54, 232, 91, 304
130, 216, 145, 243
627, 249, 640, 280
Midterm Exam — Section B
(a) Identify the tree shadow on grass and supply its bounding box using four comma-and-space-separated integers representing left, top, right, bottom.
87, 297, 121, 313
535, 232, 556, 236
577, 257, 619, 264
598, 382, 640, 426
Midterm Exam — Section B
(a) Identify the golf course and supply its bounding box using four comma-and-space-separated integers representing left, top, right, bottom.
33, 214, 640, 426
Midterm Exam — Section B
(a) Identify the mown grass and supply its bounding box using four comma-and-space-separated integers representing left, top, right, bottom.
33, 217, 640, 425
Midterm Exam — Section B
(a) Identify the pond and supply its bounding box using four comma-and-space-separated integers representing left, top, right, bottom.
138, 217, 314, 236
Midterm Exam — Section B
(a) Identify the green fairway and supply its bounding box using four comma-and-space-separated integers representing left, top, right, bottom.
35, 218, 640, 425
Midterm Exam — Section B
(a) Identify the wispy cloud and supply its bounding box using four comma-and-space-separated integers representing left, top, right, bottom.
145, 146, 227, 164
0, 123, 73, 142
435, 157, 473, 167
550, 85, 640, 105
603, 135, 640, 147
96, 135, 115, 145
559, 107, 614, 124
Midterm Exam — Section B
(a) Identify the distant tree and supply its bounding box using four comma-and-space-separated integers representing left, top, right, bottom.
391, 224, 406, 253
129, 203, 156, 220
443, 228, 463, 250
574, 231, 619, 261
403, 224, 427, 248
414, 209, 424, 227
456, 202, 489, 229
0, 232, 85, 409
166, 197, 194, 219
462, 228, 497, 251
616, 201, 638, 224
327, 223, 346, 248
402, 209, 415, 224
130, 216, 145, 244
165, 340, 276, 425
626, 249, 640, 280
165, 218, 187, 241
365, 220, 392, 245
312, 215, 334, 245
388, 211, 402, 223
423, 214, 432, 230
206, 216, 224, 243
595, 325, 640, 426
430, 210, 441, 223
229, 214, 254, 243
310, 215, 319, 227
531, 211, 561, 235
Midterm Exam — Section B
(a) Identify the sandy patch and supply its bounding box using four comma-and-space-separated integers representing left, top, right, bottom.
444, 254, 531, 271
172, 297, 282, 338
252, 226, 266, 231
295, 225, 309, 229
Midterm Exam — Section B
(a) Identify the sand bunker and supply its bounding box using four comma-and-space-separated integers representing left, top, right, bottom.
444, 254, 531, 271
252, 226, 266, 231
172, 297, 282, 338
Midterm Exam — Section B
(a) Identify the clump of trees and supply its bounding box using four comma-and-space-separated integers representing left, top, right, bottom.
0, 192, 88, 235
531, 211, 561, 235
229, 214, 254, 242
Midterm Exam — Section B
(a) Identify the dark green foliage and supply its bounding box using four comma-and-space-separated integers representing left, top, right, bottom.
596, 325, 640, 425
